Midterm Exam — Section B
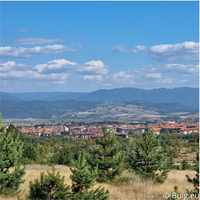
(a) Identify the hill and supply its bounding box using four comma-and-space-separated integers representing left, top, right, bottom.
77, 87, 199, 109
0, 99, 198, 120
1, 87, 198, 108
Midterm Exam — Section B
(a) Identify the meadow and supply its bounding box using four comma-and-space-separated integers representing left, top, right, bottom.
1, 165, 196, 200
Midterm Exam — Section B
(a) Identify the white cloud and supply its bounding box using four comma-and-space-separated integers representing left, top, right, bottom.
0, 70, 69, 80
82, 75, 102, 81
35, 59, 109, 75
35, 59, 77, 72
149, 41, 199, 62
110, 44, 148, 54
106, 63, 199, 87
0, 44, 82, 58
14, 37, 61, 45
77, 60, 109, 75
0, 61, 27, 71
110, 45, 126, 52
107, 71, 134, 83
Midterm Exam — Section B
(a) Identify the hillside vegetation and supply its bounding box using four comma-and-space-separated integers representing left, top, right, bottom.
0, 100, 198, 119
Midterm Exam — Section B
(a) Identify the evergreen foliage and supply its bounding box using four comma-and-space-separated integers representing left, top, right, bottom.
128, 128, 170, 183
0, 123, 26, 196
88, 126, 125, 182
49, 145, 73, 166
70, 153, 109, 200
181, 159, 192, 170
23, 145, 38, 162
27, 165, 71, 200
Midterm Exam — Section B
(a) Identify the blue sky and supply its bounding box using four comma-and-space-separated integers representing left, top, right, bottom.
0, 1, 199, 93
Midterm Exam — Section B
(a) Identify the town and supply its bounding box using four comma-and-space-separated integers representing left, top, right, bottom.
19, 121, 199, 139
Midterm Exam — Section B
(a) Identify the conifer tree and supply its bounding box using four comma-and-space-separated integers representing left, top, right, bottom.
70, 153, 109, 200
88, 126, 125, 182
128, 128, 170, 183
0, 122, 26, 196
27, 165, 71, 200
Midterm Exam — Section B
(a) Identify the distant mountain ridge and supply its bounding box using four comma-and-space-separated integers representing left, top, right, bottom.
0, 87, 199, 108
0, 99, 198, 119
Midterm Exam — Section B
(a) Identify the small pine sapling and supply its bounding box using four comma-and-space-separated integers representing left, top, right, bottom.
70, 153, 109, 200
27, 165, 71, 200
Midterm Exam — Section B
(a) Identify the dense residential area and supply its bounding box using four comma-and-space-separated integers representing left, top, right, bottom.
19, 121, 199, 138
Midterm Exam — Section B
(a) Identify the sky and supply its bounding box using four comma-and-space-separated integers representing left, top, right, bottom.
0, 1, 199, 93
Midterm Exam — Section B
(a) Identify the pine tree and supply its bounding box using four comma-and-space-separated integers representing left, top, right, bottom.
128, 128, 170, 183
70, 153, 109, 200
88, 126, 125, 182
0, 122, 26, 196
27, 165, 71, 200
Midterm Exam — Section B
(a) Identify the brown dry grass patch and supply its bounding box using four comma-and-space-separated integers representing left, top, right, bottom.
1, 166, 196, 200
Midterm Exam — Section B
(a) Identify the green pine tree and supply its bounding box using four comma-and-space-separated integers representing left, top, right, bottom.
27, 165, 71, 200
70, 153, 109, 200
128, 128, 170, 183
0, 123, 26, 196
88, 125, 125, 182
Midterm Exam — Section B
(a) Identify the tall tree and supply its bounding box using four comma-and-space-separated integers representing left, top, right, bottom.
0, 123, 26, 196
128, 128, 170, 183
88, 126, 125, 182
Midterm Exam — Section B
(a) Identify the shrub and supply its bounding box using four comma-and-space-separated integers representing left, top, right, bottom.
27, 165, 71, 200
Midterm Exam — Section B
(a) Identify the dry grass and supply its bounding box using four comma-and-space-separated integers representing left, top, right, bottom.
1, 166, 196, 200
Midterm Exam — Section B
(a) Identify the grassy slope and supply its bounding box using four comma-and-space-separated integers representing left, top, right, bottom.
1, 165, 196, 200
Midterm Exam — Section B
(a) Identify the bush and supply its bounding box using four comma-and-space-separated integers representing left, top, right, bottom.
27, 165, 71, 200
181, 159, 192, 170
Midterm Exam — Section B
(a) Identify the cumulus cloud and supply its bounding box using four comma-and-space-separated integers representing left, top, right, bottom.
0, 44, 82, 58
0, 59, 109, 86
77, 60, 109, 75
149, 41, 199, 62
35, 59, 77, 72
0, 61, 27, 71
14, 37, 61, 45
106, 63, 199, 88
35, 59, 109, 75
110, 44, 148, 54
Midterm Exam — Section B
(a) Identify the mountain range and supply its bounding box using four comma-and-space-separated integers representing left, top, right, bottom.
0, 87, 199, 108
0, 87, 199, 121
